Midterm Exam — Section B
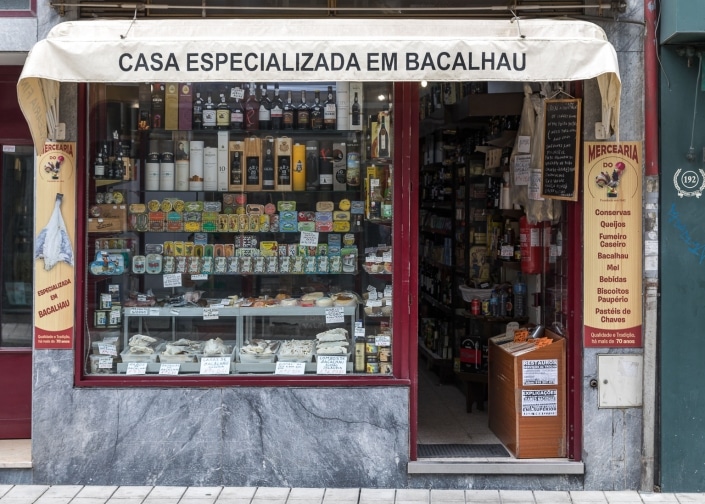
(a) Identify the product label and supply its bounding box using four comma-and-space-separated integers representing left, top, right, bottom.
246, 157, 260, 185
277, 156, 291, 185
202, 110, 216, 128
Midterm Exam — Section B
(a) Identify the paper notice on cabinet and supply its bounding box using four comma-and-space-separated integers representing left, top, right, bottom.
522, 359, 559, 386
513, 154, 531, 186
521, 389, 558, 416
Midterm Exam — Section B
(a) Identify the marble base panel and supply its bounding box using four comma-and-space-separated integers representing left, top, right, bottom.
31, 350, 409, 487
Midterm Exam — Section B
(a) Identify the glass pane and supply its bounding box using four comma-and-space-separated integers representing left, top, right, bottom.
1, 146, 34, 347
84, 81, 393, 377
0, 0, 30, 10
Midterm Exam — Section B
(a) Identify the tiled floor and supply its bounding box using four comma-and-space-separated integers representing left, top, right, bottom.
416, 361, 498, 445
1, 486, 704, 504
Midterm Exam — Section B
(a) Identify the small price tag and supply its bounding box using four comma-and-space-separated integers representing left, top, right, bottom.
325, 104, 336, 113
98, 343, 117, 356
169, 308, 180, 316
382, 250, 392, 262
316, 355, 347, 375
500, 245, 514, 258
191, 274, 208, 281
129, 307, 149, 316
517, 135, 531, 154
275, 361, 306, 375
299, 231, 319, 247
203, 307, 219, 320
375, 335, 391, 347
231, 87, 245, 100
159, 363, 181, 375
149, 307, 161, 316
325, 307, 345, 324
384, 285, 393, 298
367, 299, 383, 308
126, 362, 148, 375
200, 356, 231, 375
163, 273, 182, 288
98, 356, 113, 369
354, 326, 366, 338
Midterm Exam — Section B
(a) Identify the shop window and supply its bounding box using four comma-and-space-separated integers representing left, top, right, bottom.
83, 81, 395, 380
0, 0, 35, 16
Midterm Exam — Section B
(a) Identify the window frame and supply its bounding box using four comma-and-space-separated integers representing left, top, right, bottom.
0, 0, 36, 17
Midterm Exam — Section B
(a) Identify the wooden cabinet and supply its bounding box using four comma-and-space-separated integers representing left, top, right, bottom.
488, 329, 566, 458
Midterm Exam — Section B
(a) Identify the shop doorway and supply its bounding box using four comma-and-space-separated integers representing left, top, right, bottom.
0, 144, 34, 439
0, 66, 34, 441
414, 81, 574, 459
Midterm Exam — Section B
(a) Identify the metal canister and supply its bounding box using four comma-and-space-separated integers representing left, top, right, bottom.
470, 298, 481, 315
366, 356, 380, 374
379, 346, 392, 362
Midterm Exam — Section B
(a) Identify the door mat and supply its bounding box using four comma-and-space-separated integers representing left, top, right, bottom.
417, 443, 510, 458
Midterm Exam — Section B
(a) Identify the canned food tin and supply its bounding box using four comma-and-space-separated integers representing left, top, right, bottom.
365, 336, 378, 356
94, 310, 108, 327
379, 346, 392, 362
481, 299, 490, 316
379, 361, 393, 374
470, 298, 481, 315
366, 356, 380, 374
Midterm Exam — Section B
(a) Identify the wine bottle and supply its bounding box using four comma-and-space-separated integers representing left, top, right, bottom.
318, 140, 333, 191
245, 82, 260, 131
305, 140, 319, 190
270, 84, 283, 130
310, 90, 324, 130
323, 85, 337, 130
202, 92, 216, 130
296, 90, 310, 130
282, 90, 295, 130
351, 91, 360, 126
151, 83, 165, 130
93, 144, 106, 179
192, 89, 204, 130
229, 85, 245, 130
230, 151, 243, 187
261, 137, 275, 190
216, 93, 231, 130
258, 83, 272, 130
378, 115, 390, 158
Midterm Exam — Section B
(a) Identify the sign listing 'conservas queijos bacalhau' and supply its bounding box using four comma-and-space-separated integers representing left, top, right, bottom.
583, 141, 642, 348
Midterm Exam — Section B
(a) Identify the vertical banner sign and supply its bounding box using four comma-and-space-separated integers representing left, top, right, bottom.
34, 142, 76, 349
583, 142, 642, 348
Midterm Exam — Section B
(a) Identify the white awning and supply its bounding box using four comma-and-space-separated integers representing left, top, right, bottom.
17, 17, 621, 152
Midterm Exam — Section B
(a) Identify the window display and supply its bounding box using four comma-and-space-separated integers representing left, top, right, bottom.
84, 81, 394, 378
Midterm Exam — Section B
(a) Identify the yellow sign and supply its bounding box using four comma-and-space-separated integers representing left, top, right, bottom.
34, 142, 76, 349
583, 141, 642, 347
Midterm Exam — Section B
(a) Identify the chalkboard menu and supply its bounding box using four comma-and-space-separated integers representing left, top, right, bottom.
541, 99, 581, 201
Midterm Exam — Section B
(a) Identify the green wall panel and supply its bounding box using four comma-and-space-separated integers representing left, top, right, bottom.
660, 47, 705, 492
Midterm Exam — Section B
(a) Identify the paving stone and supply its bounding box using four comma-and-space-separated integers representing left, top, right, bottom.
639, 494, 679, 503
499, 490, 535, 503
569, 492, 608, 504
322, 488, 359, 504
41, 487, 83, 499
533, 490, 572, 504
75, 487, 118, 499
111, 487, 153, 500
674, 494, 705, 504
465, 490, 500, 503
429, 489, 465, 503
3, 486, 50, 500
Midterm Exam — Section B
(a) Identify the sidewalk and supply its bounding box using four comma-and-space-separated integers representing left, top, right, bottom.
2, 485, 705, 504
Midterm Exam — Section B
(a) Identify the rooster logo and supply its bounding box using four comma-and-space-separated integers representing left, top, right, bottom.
595, 161, 626, 197
43, 155, 64, 180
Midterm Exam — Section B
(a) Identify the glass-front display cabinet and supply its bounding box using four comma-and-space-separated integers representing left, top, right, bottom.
84, 81, 394, 377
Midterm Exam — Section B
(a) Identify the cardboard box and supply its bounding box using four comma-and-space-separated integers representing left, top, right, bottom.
178, 83, 193, 131
217, 131, 229, 192
95, 204, 127, 221
475, 146, 502, 171
88, 218, 125, 233
164, 83, 179, 131
488, 329, 566, 458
